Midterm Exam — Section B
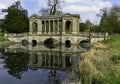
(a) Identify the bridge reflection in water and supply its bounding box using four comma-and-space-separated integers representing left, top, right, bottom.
3, 44, 87, 84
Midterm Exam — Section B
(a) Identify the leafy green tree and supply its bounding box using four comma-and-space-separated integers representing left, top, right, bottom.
79, 19, 92, 32
98, 5, 120, 33
85, 19, 92, 32
80, 23, 86, 32
3, 52, 29, 79
2, 1, 29, 33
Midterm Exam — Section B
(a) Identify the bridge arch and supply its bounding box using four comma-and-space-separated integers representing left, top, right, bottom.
65, 40, 71, 48
21, 39, 28, 46
44, 38, 59, 49
79, 40, 91, 49
32, 40, 37, 47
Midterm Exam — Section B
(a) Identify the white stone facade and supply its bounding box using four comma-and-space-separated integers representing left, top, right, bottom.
29, 13, 80, 35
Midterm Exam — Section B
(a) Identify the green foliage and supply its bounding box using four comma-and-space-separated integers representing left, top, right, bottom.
2, 1, 29, 33
100, 36, 120, 84
78, 36, 120, 84
0, 33, 7, 42
97, 5, 120, 33
101, 71, 120, 84
80, 20, 93, 32
3, 52, 29, 79
111, 55, 120, 64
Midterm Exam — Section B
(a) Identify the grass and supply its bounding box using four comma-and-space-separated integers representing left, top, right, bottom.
78, 36, 120, 84
100, 36, 120, 84
102, 36, 120, 54
0, 33, 8, 42
0, 32, 13, 48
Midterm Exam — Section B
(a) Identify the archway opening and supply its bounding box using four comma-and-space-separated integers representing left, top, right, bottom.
32, 40, 37, 47
65, 40, 71, 48
44, 38, 59, 49
32, 22, 38, 32
65, 55, 72, 67
21, 39, 28, 46
65, 21, 72, 34
79, 40, 91, 49
32, 53, 38, 64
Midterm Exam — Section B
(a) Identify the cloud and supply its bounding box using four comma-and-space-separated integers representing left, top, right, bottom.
0, 3, 7, 9
0, 0, 113, 24
62, 0, 112, 23
0, 0, 18, 18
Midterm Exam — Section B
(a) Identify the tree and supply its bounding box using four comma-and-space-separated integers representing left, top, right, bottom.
3, 52, 29, 79
2, 1, 29, 33
85, 19, 92, 32
80, 23, 86, 32
40, 0, 64, 15
98, 5, 120, 33
79, 19, 92, 32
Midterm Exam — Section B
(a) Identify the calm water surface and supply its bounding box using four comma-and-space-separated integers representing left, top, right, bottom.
0, 44, 87, 84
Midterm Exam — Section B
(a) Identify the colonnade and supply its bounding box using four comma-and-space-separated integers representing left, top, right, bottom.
30, 52, 73, 68
42, 20, 62, 34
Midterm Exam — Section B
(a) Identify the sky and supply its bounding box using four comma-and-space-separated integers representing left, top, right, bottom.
0, 0, 120, 24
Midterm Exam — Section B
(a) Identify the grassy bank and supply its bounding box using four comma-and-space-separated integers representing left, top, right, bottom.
78, 36, 120, 84
101, 36, 120, 84
0, 33, 7, 42
0, 33, 13, 48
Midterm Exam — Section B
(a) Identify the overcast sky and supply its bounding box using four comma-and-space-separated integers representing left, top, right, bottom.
0, 0, 120, 24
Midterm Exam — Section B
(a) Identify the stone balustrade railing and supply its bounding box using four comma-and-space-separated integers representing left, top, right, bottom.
4, 32, 109, 39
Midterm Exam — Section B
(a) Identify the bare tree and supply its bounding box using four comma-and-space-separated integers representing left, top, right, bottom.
39, 0, 63, 15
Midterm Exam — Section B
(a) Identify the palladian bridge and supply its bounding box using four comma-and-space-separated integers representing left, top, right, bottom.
5, 13, 109, 46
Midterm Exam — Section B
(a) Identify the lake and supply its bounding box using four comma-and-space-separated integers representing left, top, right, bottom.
0, 43, 88, 84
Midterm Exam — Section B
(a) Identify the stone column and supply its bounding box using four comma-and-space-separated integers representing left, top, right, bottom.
52, 53, 54, 66
57, 53, 59, 67
53, 20, 55, 34
38, 53, 42, 66
37, 20, 42, 35
57, 20, 59, 34
62, 20, 65, 34
44, 20, 46, 34
49, 20, 50, 34
48, 53, 51, 66
63, 56, 65, 67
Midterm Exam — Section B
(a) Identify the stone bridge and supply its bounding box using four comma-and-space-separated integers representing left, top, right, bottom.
4, 13, 109, 46
4, 32, 109, 46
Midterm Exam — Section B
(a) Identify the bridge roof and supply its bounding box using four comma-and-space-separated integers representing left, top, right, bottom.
30, 13, 79, 19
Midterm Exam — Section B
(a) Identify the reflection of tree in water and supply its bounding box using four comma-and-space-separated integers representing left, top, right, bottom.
3, 52, 29, 79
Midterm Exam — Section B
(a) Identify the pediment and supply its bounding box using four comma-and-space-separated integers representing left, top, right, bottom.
63, 13, 79, 18
63, 13, 73, 17
30, 14, 39, 19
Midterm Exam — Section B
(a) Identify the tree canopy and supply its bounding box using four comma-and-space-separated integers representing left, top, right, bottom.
2, 1, 29, 33
96, 5, 120, 33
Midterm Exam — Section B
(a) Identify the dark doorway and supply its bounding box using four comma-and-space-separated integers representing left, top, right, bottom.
65, 21, 72, 34
65, 40, 71, 48
32, 53, 38, 64
65, 56, 72, 67
32, 40, 37, 47
32, 22, 38, 32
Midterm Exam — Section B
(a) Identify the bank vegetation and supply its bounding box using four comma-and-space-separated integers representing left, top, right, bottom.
77, 36, 120, 84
